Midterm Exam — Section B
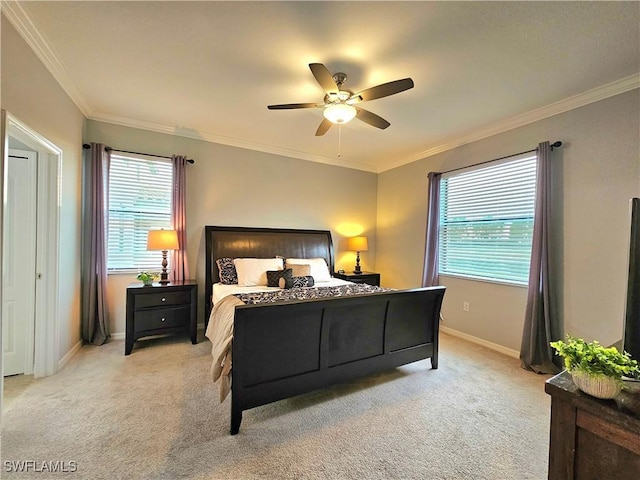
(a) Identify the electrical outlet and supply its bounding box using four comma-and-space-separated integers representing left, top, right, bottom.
463, 301, 470, 312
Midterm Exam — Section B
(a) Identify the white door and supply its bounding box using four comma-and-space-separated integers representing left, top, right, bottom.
2, 149, 37, 376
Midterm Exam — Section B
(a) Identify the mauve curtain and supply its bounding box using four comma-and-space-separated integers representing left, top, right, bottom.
170, 155, 190, 282
520, 141, 560, 374
422, 172, 442, 287
81, 143, 110, 345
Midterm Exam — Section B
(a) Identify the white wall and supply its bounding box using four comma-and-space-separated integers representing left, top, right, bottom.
1, 16, 85, 362
377, 89, 640, 351
85, 120, 379, 334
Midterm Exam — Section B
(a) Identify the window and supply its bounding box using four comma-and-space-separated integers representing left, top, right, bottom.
107, 154, 173, 272
438, 153, 537, 285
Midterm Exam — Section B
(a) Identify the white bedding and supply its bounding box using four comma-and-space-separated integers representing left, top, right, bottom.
211, 277, 352, 305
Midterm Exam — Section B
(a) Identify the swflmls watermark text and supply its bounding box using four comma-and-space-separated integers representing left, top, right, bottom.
4, 460, 78, 473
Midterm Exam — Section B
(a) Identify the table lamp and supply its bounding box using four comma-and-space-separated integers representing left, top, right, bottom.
147, 229, 179, 284
348, 236, 368, 274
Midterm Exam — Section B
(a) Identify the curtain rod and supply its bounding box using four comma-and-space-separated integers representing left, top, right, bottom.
437, 141, 561, 176
82, 143, 195, 164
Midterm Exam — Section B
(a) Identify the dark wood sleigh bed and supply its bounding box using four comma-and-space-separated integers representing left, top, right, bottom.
205, 225, 446, 434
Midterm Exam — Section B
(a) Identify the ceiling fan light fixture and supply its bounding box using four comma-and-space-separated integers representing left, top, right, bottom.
268, 63, 414, 134
323, 103, 357, 124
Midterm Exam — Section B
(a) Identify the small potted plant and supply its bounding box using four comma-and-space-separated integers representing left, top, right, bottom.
136, 271, 158, 287
550, 335, 640, 399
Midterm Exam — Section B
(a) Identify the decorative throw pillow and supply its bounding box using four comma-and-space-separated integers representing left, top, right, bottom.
285, 258, 331, 282
267, 268, 292, 287
278, 276, 292, 289
216, 257, 238, 284
285, 263, 311, 277
291, 275, 315, 288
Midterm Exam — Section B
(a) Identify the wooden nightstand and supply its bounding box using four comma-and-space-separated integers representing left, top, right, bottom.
125, 280, 198, 355
333, 271, 380, 286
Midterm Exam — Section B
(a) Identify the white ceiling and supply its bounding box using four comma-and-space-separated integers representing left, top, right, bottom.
4, 1, 639, 172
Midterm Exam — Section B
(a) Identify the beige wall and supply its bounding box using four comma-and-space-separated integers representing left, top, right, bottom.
5, 8, 637, 357
1, 16, 85, 361
85, 120, 378, 334
377, 89, 640, 351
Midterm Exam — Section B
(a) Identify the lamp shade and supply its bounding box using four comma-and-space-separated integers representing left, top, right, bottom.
348, 236, 368, 252
323, 103, 357, 124
147, 229, 179, 251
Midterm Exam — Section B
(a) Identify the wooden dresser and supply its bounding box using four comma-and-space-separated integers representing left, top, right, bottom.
545, 371, 640, 479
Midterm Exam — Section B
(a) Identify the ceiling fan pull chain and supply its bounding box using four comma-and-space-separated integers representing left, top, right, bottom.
338, 124, 342, 158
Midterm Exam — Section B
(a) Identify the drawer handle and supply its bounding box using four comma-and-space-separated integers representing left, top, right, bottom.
161, 317, 166, 322
161, 297, 166, 302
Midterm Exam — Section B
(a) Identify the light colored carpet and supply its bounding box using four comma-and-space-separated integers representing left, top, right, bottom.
2, 332, 551, 479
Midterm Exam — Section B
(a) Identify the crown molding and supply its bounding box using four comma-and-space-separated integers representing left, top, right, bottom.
380, 74, 640, 172
6, 1, 637, 174
2, 0, 93, 117
89, 112, 380, 173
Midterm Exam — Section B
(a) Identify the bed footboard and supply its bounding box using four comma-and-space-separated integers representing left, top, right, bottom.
230, 286, 445, 434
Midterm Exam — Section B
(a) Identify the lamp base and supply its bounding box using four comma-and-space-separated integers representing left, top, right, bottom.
159, 250, 170, 285
353, 250, 362, 274
159, 271, 170, 285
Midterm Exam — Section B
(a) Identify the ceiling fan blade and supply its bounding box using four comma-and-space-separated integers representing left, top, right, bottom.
315, 118, 333, 136
355, 107, 390, 129
353, 78, 414, 102
309, 63, 339, 95
267, 103, 319, 110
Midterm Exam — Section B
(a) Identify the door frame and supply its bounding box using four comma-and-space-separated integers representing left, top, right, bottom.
2, 111, 62, 378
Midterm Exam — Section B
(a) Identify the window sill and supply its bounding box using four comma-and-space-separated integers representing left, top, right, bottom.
438, 273, 528, 289
107, 270, 139, 276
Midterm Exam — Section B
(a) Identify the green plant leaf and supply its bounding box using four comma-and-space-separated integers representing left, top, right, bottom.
550, 335, 639, 378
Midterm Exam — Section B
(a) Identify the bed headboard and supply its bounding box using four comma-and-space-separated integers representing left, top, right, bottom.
204, 226, 335, 317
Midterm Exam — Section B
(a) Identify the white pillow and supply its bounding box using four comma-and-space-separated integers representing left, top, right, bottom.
234, 258, 283, 286
285, 257, 331, 282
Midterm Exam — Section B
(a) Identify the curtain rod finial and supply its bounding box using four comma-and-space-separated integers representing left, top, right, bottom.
550, 141, 562, 149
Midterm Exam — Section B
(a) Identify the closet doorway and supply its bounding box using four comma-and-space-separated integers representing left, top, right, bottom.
1, 112, 61, 379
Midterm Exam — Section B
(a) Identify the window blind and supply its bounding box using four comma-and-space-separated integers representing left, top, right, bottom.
438, 153, 537, 285
107, 155, 173, 271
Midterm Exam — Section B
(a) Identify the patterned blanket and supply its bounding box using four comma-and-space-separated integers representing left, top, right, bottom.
233, 282, 390, 304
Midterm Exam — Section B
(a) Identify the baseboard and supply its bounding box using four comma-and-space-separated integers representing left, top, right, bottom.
58, 340, 83, 370
440, 326, 520, 359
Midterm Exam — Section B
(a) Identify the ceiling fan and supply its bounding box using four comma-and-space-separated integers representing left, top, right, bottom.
267, 63, 414, 136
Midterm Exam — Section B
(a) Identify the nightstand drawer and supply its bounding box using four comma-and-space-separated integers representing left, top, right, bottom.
349, 277, 370, 284
135, 306, 190, 332
135, 291, 191, 309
